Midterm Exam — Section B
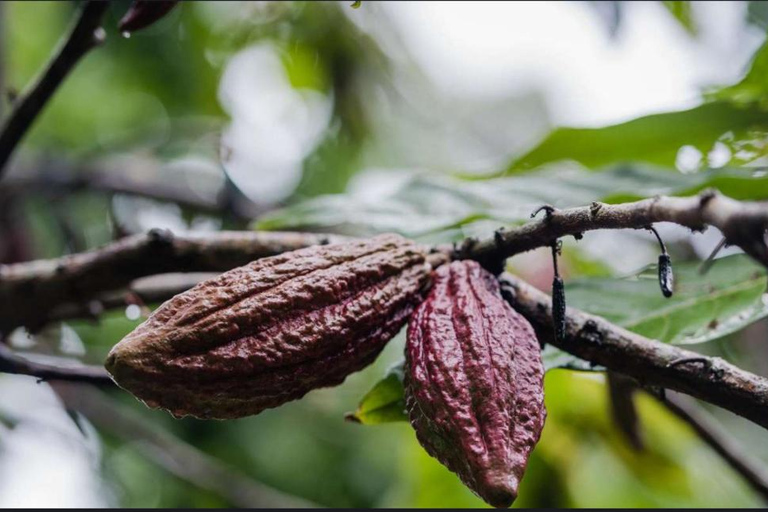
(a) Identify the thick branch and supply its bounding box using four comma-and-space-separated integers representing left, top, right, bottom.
0, 342, 111, 385
659, 391, 768, 502
0, 230, 349, 333
0, 1, 108, 177
460, 190, 768, 271
499, 273, 768, 430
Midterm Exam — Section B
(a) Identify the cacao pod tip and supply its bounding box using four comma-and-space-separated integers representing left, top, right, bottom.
478, 473, 518, 508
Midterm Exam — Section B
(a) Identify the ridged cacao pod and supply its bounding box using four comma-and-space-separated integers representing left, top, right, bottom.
404, 260, 546, 508
106, 234, 432, 420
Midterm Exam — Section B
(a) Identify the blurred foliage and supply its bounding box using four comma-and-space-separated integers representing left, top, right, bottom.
257, 165, 768, 239
349, 347, 604, 427
500, 102, 768, 175
565, 254, 768, 345
4, 1, 768, 509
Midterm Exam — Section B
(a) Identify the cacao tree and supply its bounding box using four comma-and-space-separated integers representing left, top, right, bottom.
3, 0, 768, 508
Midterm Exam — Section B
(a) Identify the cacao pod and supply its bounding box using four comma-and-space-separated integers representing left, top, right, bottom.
106, 234, 432, 420
404, 260, 546, 508
118, 1, 178, 34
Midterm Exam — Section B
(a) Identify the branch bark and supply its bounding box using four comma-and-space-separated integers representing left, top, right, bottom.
498, 273, 768, 430
0, 230, 349, 333
0, 342, 111, 385
0, 1, 109, 177
1, 161, 266, 221
2, 191, 768, 432
458, 190, 768, 272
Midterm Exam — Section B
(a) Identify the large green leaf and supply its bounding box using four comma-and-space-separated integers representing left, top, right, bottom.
499, 102, 768, 175
256, 165, 768, 239
347, 347, 600, 426
708, 39, 768, 108
566, 254, 768, 345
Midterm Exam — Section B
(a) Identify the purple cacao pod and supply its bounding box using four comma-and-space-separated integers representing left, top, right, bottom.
106, 234, 432, 419
404, 260, 546, 508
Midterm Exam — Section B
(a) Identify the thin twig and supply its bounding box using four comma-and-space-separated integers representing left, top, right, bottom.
659, 391, 768, 503
53, 382, 316, 508
0, 342, 112, 386
607, 371, 644, 451
1, 161, 266, 221
0, 1, 109, 177
699, 236, 728, 275
499, 273, 768, 431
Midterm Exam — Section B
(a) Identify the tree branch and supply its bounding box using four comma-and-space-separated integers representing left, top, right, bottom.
658, 391, 768, 503
0, 1, 109, 177
458, 190, 768, 272
1, 161, 266, 221
2, 191, 768, 431
0, 341, 112, 385
0, 230, 349, 333
45, 272, 213, 325
498, 273, 768, 430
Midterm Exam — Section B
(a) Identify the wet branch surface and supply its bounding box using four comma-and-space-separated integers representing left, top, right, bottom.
0, 1, 109, 177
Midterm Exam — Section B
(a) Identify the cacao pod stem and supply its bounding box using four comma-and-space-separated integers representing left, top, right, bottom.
550, 241, 566, 342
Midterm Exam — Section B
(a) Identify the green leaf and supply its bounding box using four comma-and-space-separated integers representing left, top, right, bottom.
541, 345, 604, 372
500, 102, 768, 175
566, 254, 768, 345
256, 165, 768, 240
661, 1, 697, 35
345, 363, 407, 425
348, 347, 599, 426
708, 39, 768, 108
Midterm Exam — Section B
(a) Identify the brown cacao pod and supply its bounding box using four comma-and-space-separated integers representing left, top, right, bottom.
404, 260, 546, 508
106, 234, 432, 420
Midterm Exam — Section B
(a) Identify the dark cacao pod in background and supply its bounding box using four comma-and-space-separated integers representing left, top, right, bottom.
106, 234, 432, 419
118, 1, 178, 35
404, 260, 546, 508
